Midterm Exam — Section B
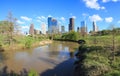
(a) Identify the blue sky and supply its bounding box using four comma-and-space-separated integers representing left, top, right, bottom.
0, 0, 120, 33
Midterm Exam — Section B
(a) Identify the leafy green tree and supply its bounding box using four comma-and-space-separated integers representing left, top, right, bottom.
25, 36, 33, 48
61, 31, 79, 41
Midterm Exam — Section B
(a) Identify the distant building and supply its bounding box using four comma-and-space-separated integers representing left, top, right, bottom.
93, 21, 98, 32
69, 18, 74, 31
80, 21, 87, 36
77, 27, 80, 32
41, 23, 46, 34
61, 26, 65, 33
48, 17, 59, 34
34, 29, 40, 35
29, 23, 34, 35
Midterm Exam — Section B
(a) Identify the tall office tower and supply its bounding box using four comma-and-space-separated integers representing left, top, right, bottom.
61, 26, 65, 33
48, 17, 58, 34
29, 23, 34, 35
51, 18, 58, 34
81, 21, 87, 36
93, 21, 98, 32
41, 23, 46, 34
77, 27, 80, 32
69, 18, 74, 31
48, 17, 52, 34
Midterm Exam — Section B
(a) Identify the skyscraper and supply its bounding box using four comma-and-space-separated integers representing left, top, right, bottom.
48, 17, 52, 33
77, 27, 80, 32
48, 17, 58, 34
80, 21, 87, 36
41, 23, 46, 34
61, 26, 65, 33
69, 18, 74, 31
93, 21, 98, 32
29, 23, 34, 35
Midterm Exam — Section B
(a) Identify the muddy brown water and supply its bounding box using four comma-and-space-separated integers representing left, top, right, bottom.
0, 41, 79, 76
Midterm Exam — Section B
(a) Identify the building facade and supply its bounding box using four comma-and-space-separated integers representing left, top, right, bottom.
69, 18, 74, 31
48, 17, 59, 34
61, 25, 65, 33
93, 21, 98, 32
80, 21, 87, 36
29, 23, 34, 35
77, 27, 80, 32
41, 23, 46, 34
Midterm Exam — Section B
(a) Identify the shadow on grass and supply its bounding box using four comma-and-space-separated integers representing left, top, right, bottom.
0, 66, 28, 76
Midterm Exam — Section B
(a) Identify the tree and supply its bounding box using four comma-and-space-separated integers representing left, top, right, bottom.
7, 12, 17, 45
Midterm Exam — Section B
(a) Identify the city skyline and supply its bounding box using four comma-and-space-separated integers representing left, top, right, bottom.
0, 0, 120, 34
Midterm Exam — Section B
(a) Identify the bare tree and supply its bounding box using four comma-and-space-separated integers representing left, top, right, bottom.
7, 12, 17, 45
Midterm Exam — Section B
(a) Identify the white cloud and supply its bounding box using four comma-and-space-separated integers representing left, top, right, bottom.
105, 17, 113, 23
48, 15, 52, 17
21, 26, 29, 29
82, 13, 89, 19
112, 0, 120, 2
17, 20, 25, 24
37, 16, 46, 20
37, 17, 42, 20
102, 0, 120, 3
21, 16, 32, 21
89, 14, 103, 22
102, 0, 110, 3
37, 16, 47, 23
36, 20, 42, 23
101, 6, 105, 9
60, 17, 66, 21
72, 16, 76, 19
41, 16, 46, 19
83, 0, 105, 10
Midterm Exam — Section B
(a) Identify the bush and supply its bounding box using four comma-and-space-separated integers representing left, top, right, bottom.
103, 70, 120, 76
61, 31, 79, 41
28, 70, 38, 76
25, 36, 33, 48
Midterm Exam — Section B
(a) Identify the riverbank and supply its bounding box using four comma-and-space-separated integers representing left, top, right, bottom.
0, 41, 78, 75
53, 39, 78, 43
3, 39, 52, 52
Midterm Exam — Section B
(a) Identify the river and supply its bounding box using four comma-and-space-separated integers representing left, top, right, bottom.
0, 41, 79, 76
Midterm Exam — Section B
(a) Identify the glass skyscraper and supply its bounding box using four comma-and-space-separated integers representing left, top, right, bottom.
48, 17, 58, 34
81, 21, 87, 36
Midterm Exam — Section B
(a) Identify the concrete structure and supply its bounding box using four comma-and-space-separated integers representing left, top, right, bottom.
80, 21, 87, 36
29, 23, 34, 35
41, 23, 46, 34
93, 21, 98, 32
69, 18, 74, 31
48, 17, 59, 34
77, 27, 80, 32
61, 26, 65, 33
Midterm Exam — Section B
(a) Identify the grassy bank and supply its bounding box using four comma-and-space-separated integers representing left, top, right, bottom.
0, 35, 52, 52
53, 32, 120, 76
74, 45, 120, 76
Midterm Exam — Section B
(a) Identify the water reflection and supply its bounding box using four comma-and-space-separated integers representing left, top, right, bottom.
0, 52, 6, 63
58, 47, 70, 61
15, 52, 29, 61
1, 41, 79, 74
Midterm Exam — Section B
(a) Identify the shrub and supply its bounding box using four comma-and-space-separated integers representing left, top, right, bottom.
28, 70, 38, 76
25, 36, 33, 48
61, 31, 79, 41
103, 70, 120, 76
